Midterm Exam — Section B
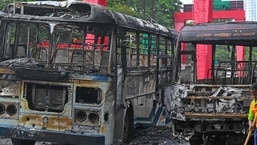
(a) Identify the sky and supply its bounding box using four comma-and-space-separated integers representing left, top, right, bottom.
180, 0, 192, 4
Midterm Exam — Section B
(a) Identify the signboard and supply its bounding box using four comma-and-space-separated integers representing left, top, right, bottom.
213, 0, 230, 10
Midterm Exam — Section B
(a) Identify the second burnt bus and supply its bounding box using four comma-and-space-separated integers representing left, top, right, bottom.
166, 22, 257, 145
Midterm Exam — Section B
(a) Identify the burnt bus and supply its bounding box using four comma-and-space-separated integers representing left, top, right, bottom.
165, 22, 257, 145
0, 1, 177, 145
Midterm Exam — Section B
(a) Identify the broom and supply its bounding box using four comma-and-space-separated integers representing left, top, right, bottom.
244, 114, 257, 145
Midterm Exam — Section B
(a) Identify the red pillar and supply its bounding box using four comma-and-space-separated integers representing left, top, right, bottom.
193, 0, 213, 79
235, 19, 245, 76
83, 0, 107, 7
83, 0, 108, 46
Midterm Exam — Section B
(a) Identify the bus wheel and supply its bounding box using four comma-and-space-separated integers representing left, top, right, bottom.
123, 107, 134, 143
11, 138, 35, 145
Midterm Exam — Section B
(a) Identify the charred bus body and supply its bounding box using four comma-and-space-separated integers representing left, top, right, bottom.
165, 22, 257, 145
0, 1, 177, 145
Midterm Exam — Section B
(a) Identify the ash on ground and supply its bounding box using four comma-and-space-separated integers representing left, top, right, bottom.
0, 127, 190, 145
128, 126, 190, 145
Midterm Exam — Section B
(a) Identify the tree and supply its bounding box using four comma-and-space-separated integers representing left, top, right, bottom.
107, 1, 138, 17
108, 0, 182, 27
0, 0, 12, 10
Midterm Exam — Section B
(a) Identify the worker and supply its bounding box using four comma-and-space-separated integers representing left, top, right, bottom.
248, 82, 257, 145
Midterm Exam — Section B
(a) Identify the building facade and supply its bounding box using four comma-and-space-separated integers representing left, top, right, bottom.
244, 0, 257, 21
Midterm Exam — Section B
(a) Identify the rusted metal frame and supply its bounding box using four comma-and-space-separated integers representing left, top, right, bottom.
33, 24, 40, 55
249, 46, 253, 63
165, 39, 175, 84
154, 35, 159, 71
84, 27, 99, 70
192, 43, 197, 83
0, 22, 7, 59
26, 24, 30, 57
13, 1, 16, 14
155, 35, 160, 88
164, 36, 168, 67
81, 25, 87, 70
147, 33, 151, 67
249, 46, 254, 82
48, 24, 55, 68
247, 61, 254, 83
13, 23, 20, 59
185, 112, 247, 118
121, 35, 127, 76
108, 27, 115, 74
136, 32, 140, 67
98, 36, 109, 71
211, 44, 216, 84
169, 39, 174, 84
187, 91, 216, 96
20, 5, 24, 15
172, 42, 180, 82
188, 84, 251, 88
1, 22, 10, 58
93, 33, 97, 70
171, 38, 174, 56
171, 33, 182, 82
125, 91, 155, 100
126, 71, 151, 76
180, 49, 195, 55
183, 96, 252, 100
235, 61, 250, 84
230, 45, 236, 84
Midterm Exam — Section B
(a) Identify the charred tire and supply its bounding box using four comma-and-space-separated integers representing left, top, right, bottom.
11, 138, 35, 145
123, 106, 134, 143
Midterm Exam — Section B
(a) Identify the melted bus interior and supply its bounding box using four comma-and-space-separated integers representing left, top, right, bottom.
167, 22, 257, 145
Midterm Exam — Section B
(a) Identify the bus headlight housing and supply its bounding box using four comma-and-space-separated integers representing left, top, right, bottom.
6, 104, 17, 116
75, 110, 87, 122
88, 112, 99, 124
74, 109, 100, 126
0, 103, 5, 115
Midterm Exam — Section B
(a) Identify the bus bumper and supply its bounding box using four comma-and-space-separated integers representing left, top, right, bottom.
0, 125, 105, 145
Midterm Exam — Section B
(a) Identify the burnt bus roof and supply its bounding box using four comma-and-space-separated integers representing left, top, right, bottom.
178, 22, 257, 46
0, 1, 177, 38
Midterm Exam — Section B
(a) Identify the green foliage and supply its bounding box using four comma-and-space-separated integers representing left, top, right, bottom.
108, 0, 182, 27
214, 46, 257, 63
244, 47, 257, 61
215, 45, 231, 61
0, 0, 12, 10
108, 1, 138, 17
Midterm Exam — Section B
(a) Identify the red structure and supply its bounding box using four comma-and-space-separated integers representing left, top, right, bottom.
83, 0, 108, 46
83, 0, 107, 6
193, 0, 213, 79
174, 0, 245, 80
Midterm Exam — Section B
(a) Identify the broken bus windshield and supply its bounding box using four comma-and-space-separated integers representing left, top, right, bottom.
0, 20, 111, 72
